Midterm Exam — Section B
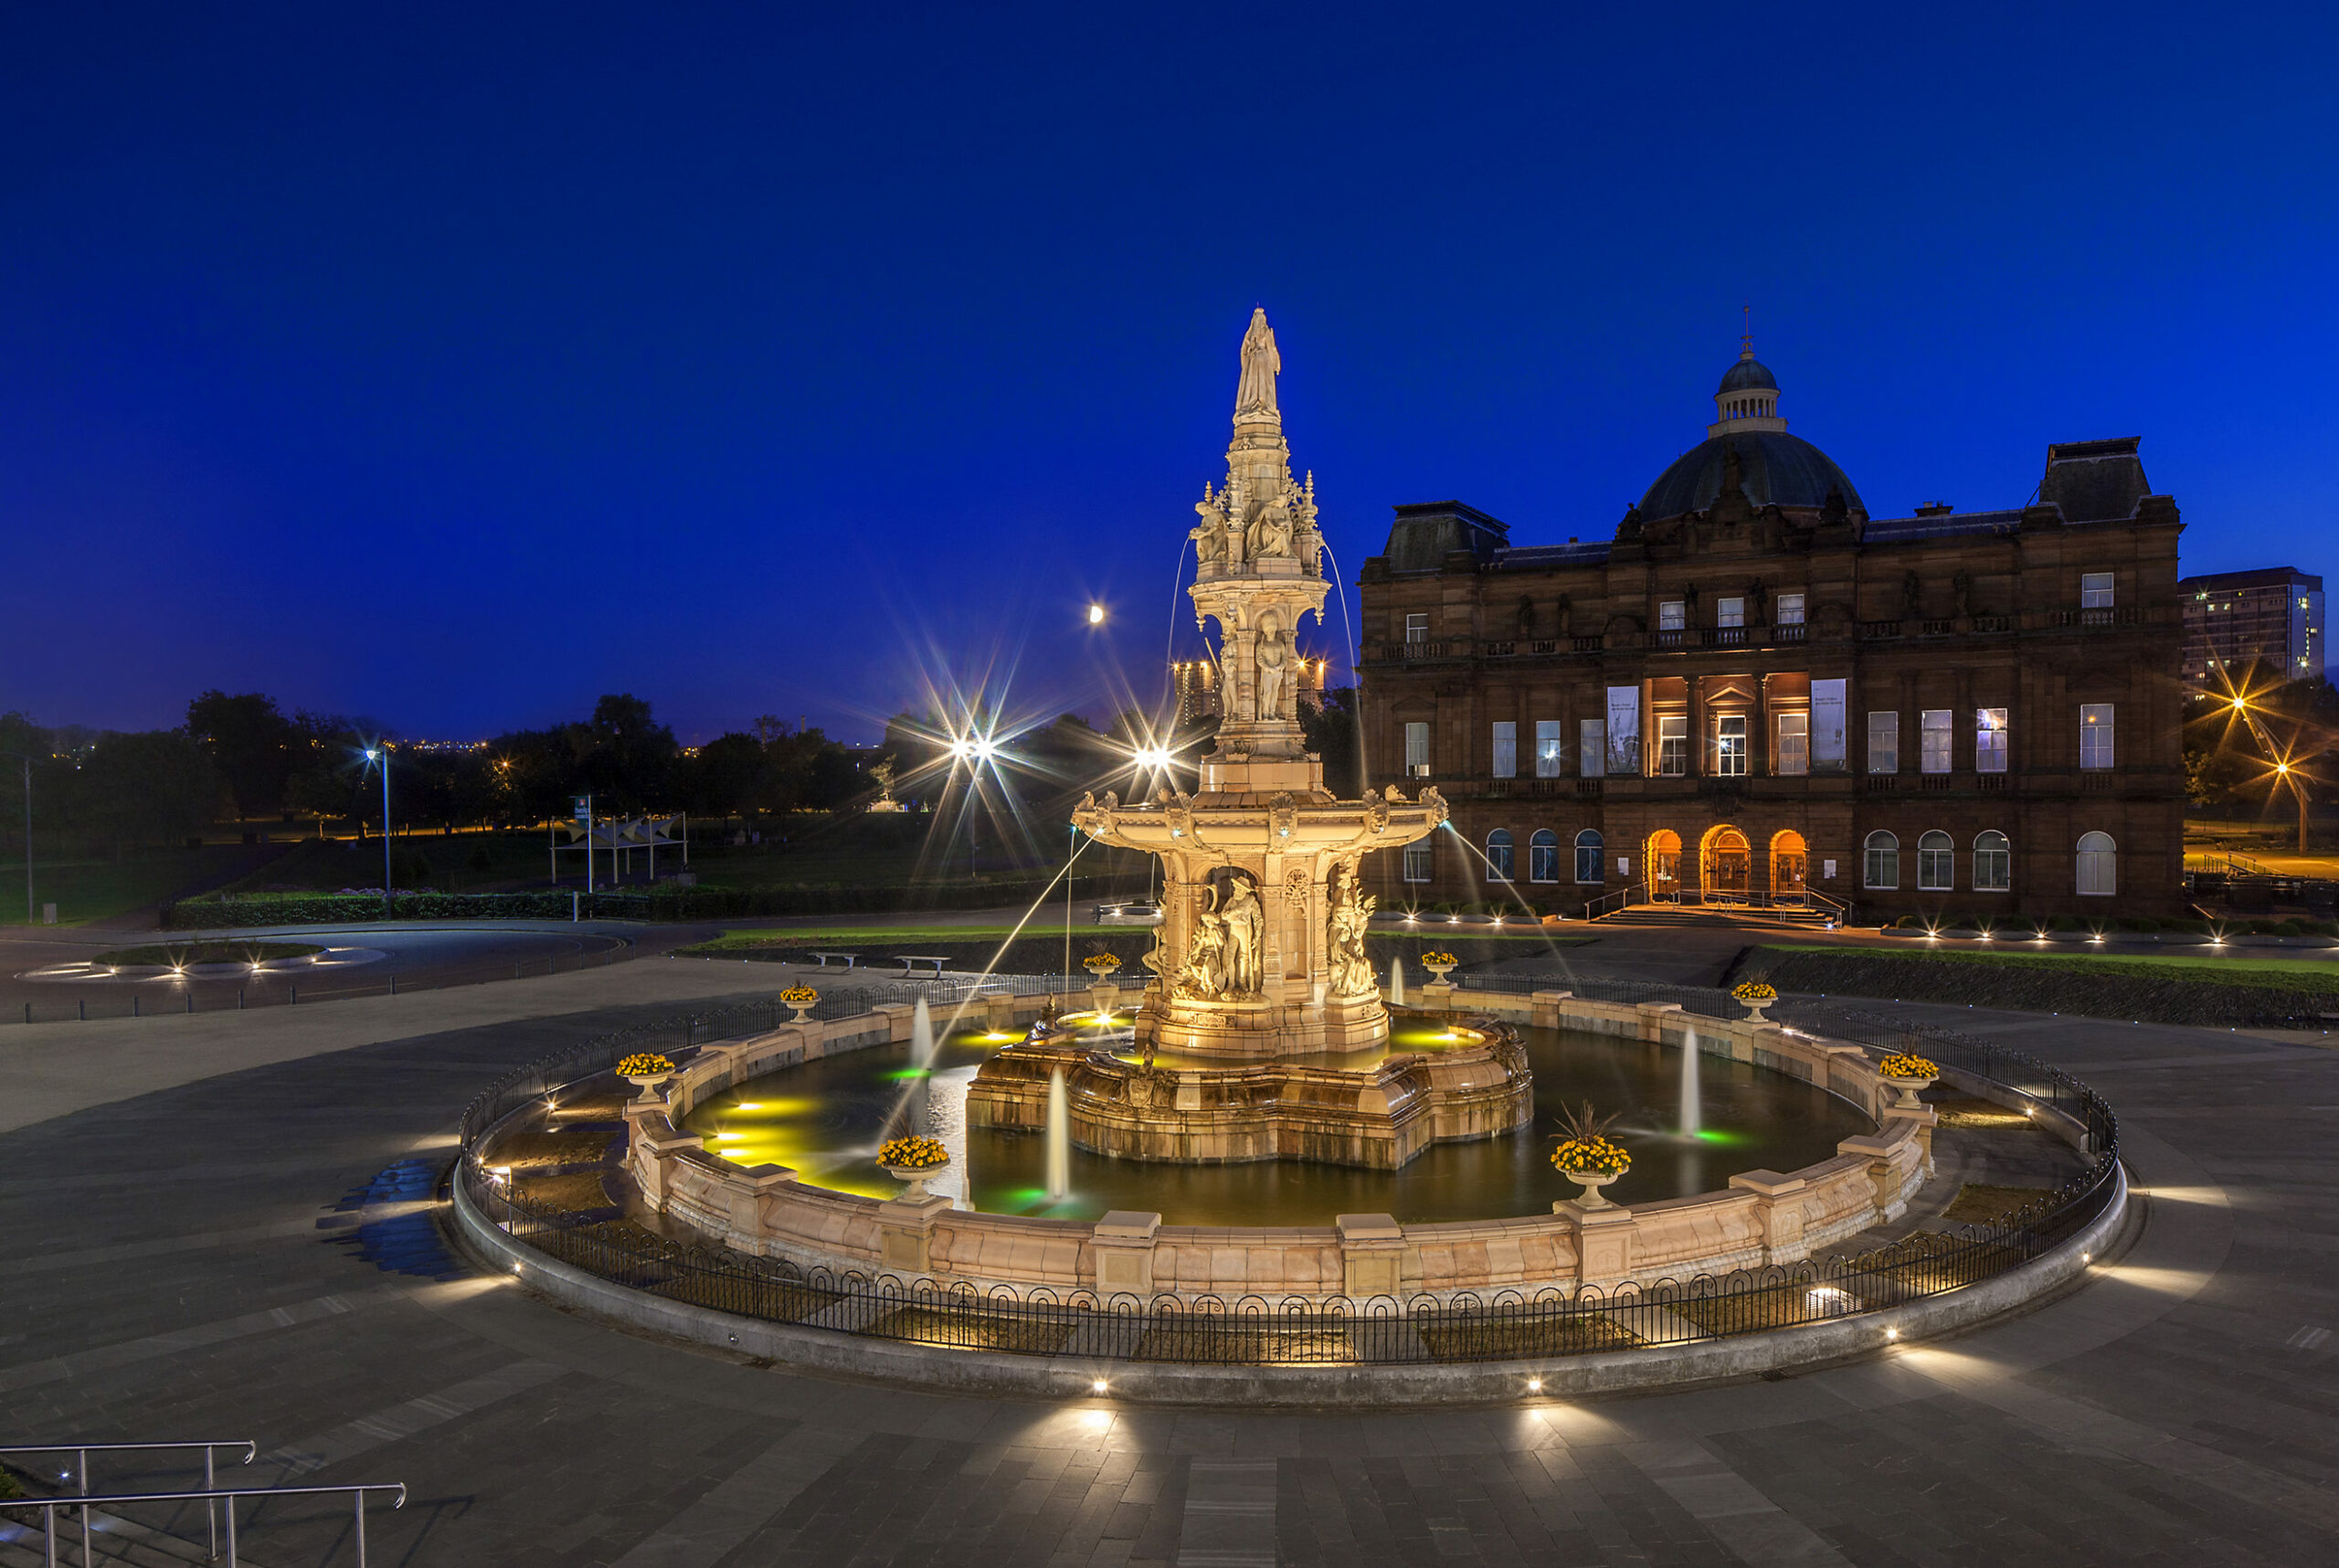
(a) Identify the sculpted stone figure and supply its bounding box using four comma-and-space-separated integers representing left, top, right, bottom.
1177, 885, 1229, 1000
1254, 610, 1290, 721
1325, 863, 1375, 999
1220, 874, 1263, 996
1191, 486, 1227, 566
1234, 306, 1280, 417
1246, 492, 1294, 560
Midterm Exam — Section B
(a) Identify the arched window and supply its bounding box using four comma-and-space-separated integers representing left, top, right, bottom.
1574, 829, 1604, 885
1864, 830, 1900, 890
1529, 829, 1560, 884
1486, 828, 1514, 881
1974, 831, 2010, 892
2077, 831, 2117, 896
1918, 830, 1954, 891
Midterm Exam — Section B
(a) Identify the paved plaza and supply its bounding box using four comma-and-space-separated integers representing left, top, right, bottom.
2, 961, 2335, 1565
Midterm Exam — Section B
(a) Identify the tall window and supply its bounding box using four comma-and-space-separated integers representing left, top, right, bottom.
1867, 711, 1900, 774
1864, 831, 1900, 889
1921, 709, 1953, 774
1491, 722, 1517, 779
1402, 842, 1433, 883
1579, 718, 1606, 779
1776, 592, 1806, 626
1976, 708, 2008, 773
2080, 572, 2114, 609
1656, 715, 1688, 776
1658, 600, 1686, 631
1974, 830, 2010, 891
2077, 831, 2117, 895
1718, 596, 1745, 628
1529, 829, 1560, 883
1918, 830, 1953, 890
1486, 829, 1514, 881
1404, 721, 1431, 776
1404, 612, 1428, 645
2080, 704, 2114, 769
1716, 715, 1749, 775
1775, 712, 1809, 776
1574, 829, 1604, 885
1534, 720, 1564, 778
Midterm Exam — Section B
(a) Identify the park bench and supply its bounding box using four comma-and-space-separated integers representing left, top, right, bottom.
894, 955, 953, 975
808, 951, 860, 969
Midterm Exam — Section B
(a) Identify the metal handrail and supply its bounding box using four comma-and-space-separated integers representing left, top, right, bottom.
0, 1441, 254, 1565
1582, 884, 1647, 921
0, 1481, 406, 1568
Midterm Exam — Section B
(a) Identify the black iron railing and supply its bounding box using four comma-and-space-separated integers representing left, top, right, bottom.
456, 986, 2121, 1366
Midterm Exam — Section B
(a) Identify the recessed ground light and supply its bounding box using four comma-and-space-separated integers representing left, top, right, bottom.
1091, 1378, 1108, 1394
1527, 1377, 1542, 1393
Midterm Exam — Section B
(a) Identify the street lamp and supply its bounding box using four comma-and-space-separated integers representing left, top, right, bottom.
363, 746, 392, 919
1086, 603, 1106, 627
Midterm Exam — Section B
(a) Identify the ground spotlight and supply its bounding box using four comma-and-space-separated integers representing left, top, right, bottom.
1527, 1377, 1542, 1393
1091, 1378, 1108, 1394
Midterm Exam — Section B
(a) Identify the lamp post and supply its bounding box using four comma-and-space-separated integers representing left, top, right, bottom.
363, 747, 392, 919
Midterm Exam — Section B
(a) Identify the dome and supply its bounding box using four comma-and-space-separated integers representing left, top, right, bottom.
1638, 431, 1867, 521
1717, 356, 1777, 394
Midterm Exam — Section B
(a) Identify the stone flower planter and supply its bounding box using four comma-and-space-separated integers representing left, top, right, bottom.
882, 1157, 950, 1202
1423, 961, 1457, 984
1882, 1072, 1936, 1111
621, 1071, 673, 1102
1560, 1169, 1624, 1210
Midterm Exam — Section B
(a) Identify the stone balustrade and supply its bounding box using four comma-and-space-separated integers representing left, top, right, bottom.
616, 989, 1938, 1304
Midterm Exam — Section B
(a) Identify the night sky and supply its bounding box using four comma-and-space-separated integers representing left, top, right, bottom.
6, 4, 2334, 745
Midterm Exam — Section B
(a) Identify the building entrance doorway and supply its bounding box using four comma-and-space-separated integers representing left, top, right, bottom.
1771, 830, 1809, 906
1646, 830, 1683, 902
1702, 826, 1751, 903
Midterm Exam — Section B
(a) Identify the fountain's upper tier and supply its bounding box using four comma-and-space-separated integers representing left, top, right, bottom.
1072, 783, 1446, 858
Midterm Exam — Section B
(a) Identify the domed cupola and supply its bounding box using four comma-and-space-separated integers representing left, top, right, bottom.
1709, 334, 1785, 436
1633, 334, 1868, 523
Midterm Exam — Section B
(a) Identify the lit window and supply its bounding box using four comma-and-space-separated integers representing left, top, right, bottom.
1404, 613, 1428, 645
1529, 830, 1560, 883
1486, 829, 1514, 881
1775, 712, 1808, 776
1658, 600, 1685, 631
1921, 709, 1953, 774
1657, 715, 1688, 776
1974, 831, 2010, 891
1491, 722, 1516, 779
1718, 597, 1744, 629
1776, 593, 1805, 626
1975, 708, 2007, 773
1574, 829, 1604, 885
1716, 715, 1748, 776
1864, 831, 1899, 889
2080, 704, 2114, 770
2077, 831, 2116, 895
1402, 842, 1433, 883
1404, 722, 1431, 775
1918, 830, 1953, 890
1868, 712, 1899, 774
1579, 719, 1605, 779
2080, 573, 2114, 609
1535, 720, 1564, 778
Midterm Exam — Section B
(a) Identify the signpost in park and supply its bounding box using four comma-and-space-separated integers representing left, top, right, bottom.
573, 795, 594, 895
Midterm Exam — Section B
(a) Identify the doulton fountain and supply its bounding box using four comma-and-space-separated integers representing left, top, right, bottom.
960, 310, 1539, 1169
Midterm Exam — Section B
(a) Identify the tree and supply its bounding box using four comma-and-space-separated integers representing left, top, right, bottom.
186, 691, 296, 818
683, 733, 767, 822
78, 731, 221, 848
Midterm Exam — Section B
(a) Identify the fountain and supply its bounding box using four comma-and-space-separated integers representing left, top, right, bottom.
964, 309, 1535, 1170
1678, 1026, 1702, 1138
1387, 957, 1404, 1007
906, 995, 936, 1132
1045, 1066, 1070, 1200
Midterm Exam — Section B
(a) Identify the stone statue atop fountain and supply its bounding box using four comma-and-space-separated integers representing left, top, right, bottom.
1191, 482, 1228, 567
1234, 305, 1279, 417
1254, 609, 1290, 721
1221, 874, 1263, 996
1246, 490, 1295, 561
1325, 863, 1375, 998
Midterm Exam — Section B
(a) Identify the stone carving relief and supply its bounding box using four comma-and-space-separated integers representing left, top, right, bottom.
1283, 866, 1309, 909
1176, 873, 1265, 1001
1361, 788, 1390, 836
1253, 610, 1291, 721
1325, 863, 1376, 999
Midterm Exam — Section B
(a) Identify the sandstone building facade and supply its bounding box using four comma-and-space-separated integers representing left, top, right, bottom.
1355, 344, 2186, 920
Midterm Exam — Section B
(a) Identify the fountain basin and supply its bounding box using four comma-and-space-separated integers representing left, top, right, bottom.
962, 1012, 1532, 1169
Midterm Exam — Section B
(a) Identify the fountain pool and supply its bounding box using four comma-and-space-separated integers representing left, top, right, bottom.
677, 1023, 1867, 1226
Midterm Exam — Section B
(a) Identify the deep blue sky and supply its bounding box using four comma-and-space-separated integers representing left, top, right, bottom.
6, 3, 2334, 745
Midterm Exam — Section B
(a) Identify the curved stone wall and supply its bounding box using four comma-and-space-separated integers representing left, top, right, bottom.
598, 991, 1948, 1305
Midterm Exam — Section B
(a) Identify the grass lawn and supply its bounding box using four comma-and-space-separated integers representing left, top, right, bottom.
1757, 943, 2339, 994
0, 844, 265, 926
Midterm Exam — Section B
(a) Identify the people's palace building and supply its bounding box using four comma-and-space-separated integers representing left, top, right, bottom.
1355, 343, 2184, 920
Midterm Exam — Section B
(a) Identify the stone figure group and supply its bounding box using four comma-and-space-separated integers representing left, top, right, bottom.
1325, 863, 1375, 998
1177, 874, 1264, 1000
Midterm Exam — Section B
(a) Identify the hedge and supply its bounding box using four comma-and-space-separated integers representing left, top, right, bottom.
160, 875, 1143, 928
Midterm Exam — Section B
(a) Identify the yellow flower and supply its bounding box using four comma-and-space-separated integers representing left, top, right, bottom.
617, 1053, 674, 1077
1084, 954, 1121, 971
1422, 952, 1458, 968
877, 1136, 947, 1170
779, 986, 819, 1004
1732, 981, 1777, 1001
1551, 1136, 1631, 1176
1879, 1053, 1939, 1079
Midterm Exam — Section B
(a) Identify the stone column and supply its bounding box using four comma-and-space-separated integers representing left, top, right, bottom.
876, 1192, 954, 1276
1727, 1168, 1809, 1265
1090, 1210, 1162, 1298
1336, 1212, 1407, 1299
1556, 1201, 1635, 1286
1881, 1104, 1940, 1178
